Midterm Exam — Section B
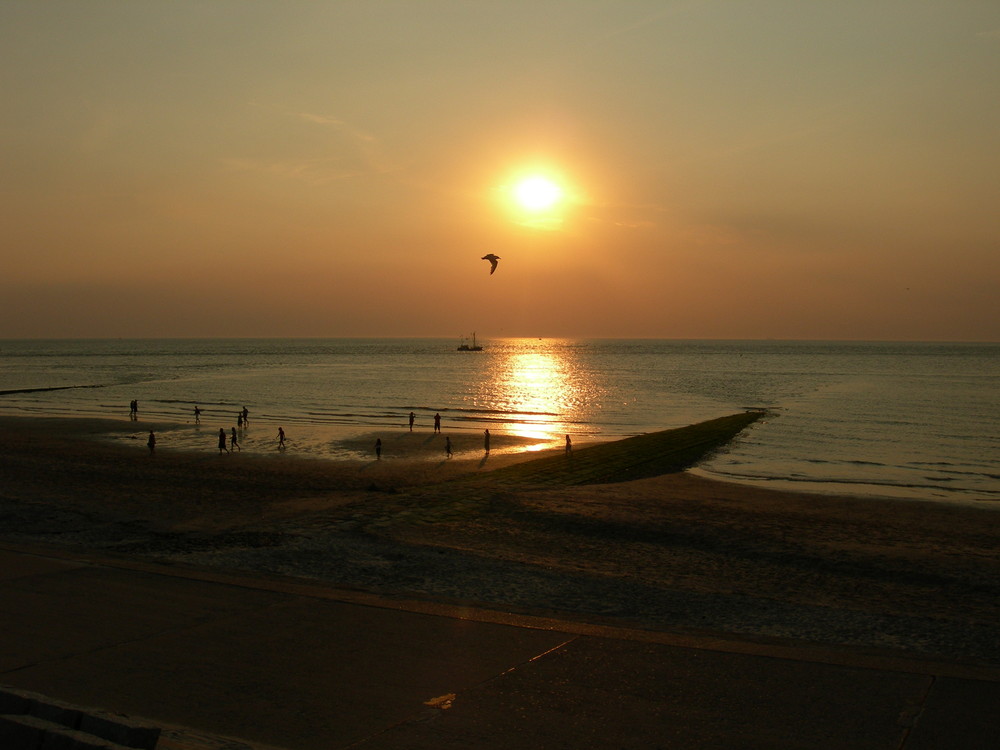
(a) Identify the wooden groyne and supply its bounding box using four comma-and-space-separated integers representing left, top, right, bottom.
480, 411, 765, 487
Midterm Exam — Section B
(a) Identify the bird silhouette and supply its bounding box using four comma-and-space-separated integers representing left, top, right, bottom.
481, 254, 500, 274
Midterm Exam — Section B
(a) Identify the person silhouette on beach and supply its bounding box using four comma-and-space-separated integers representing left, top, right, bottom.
242, 407, 249, 427
147, 430, 156, 454
237, 413, 243, 428
194, 405, 201, 424
230, 427, 241, 452
129, 400, 138, 420
484, 429, 490, 454
565, 434, 572, 455
434, 413, 441, 433
375, 438, 382, 460
409, 412, 415, 431
277, 426, 285, 450
218, 428, 229, 454
445, 436, 453, 458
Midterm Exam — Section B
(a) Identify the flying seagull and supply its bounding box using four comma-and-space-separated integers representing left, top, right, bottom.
481, 254, 500, 274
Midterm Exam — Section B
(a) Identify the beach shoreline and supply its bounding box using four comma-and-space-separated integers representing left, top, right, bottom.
2, 414, 998, 666
86, 412, 573, 462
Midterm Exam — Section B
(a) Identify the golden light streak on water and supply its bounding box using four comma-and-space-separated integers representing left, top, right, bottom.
472, 342, 591, 441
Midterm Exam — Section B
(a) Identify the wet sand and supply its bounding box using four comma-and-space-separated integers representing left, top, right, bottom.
1, 415, 998, 666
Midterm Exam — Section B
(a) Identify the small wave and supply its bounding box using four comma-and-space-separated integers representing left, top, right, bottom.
704, 468, 999, 497
904, 462, 999, 481
396, 405, 562, 418
800, 457, 887, 469
451, 414, 556, 425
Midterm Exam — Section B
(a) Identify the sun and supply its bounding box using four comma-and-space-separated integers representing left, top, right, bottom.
513, 175, 563, 211
497, 167, 574, 230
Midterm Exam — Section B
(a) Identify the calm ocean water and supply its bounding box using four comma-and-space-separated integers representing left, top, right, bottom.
1, 338, 997, 504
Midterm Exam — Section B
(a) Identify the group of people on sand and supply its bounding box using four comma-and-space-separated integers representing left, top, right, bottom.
407, 411, 443, 433
138, 401, 286, 456
214, 408, 286, 454
374, 415, 571, 461
216, 421, 286, 454
143, 401, 573, 460
215, 406, 257, 454
218, 427, 240, 454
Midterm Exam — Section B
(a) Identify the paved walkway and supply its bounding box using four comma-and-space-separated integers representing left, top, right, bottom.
1, 544, 997, 749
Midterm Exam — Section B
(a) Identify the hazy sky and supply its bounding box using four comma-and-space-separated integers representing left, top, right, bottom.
2, 1, 998, 340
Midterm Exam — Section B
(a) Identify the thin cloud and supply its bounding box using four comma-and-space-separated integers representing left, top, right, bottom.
222, 156, 368, 185
295, 112, 379, 145
293, 110, 398, 177
584, 200, 669, 230
232, 103, 398, 184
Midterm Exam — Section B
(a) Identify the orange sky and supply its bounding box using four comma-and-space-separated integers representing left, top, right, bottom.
1, 2, 998, 340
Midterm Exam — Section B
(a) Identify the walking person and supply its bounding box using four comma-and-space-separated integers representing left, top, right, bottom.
277, 426, 286, 450
565, 434, 572, 455
230, 427, 241, 452
484, 429, 490, 455
194, 405, 201, 424
409, 412, 415, 431
434, 413, 441, 433
242, 406, 249, 427
237, 412, 243, 428
375, 438, 382, 460
445, 436, 453, 459
218, 428, 229, 454
147, 430, 156, 454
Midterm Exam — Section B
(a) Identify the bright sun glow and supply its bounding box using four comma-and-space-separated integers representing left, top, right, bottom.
513, 176, 563, 211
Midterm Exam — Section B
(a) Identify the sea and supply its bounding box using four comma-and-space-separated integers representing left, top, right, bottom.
0, 338, 997, 505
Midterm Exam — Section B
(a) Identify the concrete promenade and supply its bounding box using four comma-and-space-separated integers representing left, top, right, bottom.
1, 545, 998, 750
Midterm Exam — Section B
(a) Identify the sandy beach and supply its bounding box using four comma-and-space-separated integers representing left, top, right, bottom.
1, 415, 997, 667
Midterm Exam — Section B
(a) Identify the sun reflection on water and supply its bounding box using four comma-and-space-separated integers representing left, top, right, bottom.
466, 340, 604, 441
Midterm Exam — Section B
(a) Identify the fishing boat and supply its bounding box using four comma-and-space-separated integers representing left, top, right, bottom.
457, 332, 483, 351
